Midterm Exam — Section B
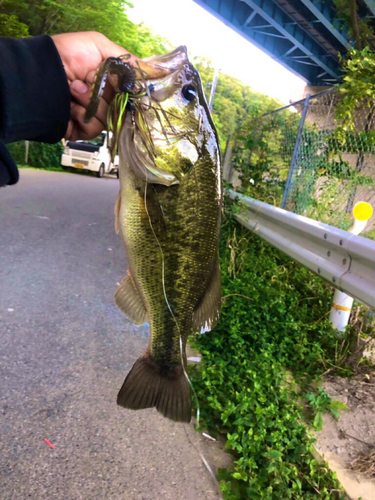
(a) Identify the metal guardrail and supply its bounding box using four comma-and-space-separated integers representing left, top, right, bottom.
229, 190, 375, 309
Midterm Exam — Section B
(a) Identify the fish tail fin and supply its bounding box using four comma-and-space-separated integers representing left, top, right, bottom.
117, 352, 192, 423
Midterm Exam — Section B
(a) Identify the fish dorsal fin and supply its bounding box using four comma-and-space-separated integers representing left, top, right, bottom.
114, 191, 121, 235
115, 273, 148, 325
192, 258, 221, 334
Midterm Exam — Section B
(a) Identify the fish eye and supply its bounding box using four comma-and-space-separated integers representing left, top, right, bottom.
182, 84, 197, 102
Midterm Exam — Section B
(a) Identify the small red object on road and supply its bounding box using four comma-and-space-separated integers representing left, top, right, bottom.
44, 439, 55, 449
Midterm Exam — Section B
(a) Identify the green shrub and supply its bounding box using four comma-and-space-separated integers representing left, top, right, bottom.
28, 142, 63, 169
7, 141, 63, 169
6, 141, 25, 164
0, 13, 29, 38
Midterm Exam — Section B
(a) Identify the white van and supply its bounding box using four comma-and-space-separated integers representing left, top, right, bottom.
61, 131, 119, 178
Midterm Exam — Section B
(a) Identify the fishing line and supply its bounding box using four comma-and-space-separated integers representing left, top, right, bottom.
143, 182, 221, 497
183, 425, 222, 498
115, 78, 219, 493
143, 181, 200, 420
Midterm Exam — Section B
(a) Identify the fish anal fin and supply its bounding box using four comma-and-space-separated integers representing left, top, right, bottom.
192, 259, 221, 334
115, 274, 147, 326
114, 191, 121, 235
117, 352, 192, 423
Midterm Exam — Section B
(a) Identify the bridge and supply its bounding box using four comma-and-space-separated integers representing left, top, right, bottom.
193, 0, 374, 85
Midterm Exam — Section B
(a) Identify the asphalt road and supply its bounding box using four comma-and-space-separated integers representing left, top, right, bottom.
0, 169, 230, 500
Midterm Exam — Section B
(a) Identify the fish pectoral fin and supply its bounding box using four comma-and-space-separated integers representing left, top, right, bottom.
117, 351, 192, 423
114, 191, 121, 235
192, 258, 221, 334
115, 274, 148, 325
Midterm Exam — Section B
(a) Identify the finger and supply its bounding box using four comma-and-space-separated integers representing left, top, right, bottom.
70, 79, 90, 100
86, 70, 97, 86
70, 80, 109, 126
65, 119, 74, 141
66, 119, 86, 143
70, 103, 105, 141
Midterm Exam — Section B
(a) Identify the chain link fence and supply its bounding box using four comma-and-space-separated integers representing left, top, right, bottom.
230, 89, 375, 239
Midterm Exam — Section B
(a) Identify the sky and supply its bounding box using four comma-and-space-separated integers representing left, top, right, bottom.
128, 0, 306, 105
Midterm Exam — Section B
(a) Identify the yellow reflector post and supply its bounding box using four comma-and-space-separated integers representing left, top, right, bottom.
353, 202, 373, 221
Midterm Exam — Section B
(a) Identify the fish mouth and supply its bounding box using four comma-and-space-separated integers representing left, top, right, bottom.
125, 47, 199, 186
124, 46, 190, 97
143, 46, 189, 73
108, 46, 201, 186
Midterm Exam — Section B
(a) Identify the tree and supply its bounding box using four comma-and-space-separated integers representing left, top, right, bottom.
0, 0, 168, 57
333, 0, 375, 50
0, 13, 29, 37
194, 57, 282, 150
331, 1, 375, 133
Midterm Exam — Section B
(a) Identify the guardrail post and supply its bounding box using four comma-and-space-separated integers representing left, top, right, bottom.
281, 94, 311, 209
329, 202, 373, 332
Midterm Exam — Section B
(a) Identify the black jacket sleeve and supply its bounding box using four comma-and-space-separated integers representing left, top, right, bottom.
0, 35, 70, 187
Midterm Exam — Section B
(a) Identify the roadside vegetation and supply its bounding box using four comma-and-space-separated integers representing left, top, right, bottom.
189, 3, 375, 496
190, 202, 349, 499
190, 193, 373, 499
190, 4, 375, 496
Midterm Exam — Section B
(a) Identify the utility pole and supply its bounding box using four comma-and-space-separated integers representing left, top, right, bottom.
25, 141, 29, 164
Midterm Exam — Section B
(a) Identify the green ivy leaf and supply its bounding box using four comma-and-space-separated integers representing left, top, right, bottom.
313, 412, 323, 431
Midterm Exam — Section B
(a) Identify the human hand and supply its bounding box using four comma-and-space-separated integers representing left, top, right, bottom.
52, 32, 138, 142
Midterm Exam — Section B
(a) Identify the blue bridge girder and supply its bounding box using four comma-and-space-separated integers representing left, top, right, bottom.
192, 0, 358, 85
364, 0, 375, 15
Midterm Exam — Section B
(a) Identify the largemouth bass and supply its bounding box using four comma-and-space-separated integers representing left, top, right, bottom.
89, 47, 222, 422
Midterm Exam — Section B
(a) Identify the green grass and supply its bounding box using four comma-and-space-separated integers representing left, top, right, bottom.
18, 164, 66, 173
